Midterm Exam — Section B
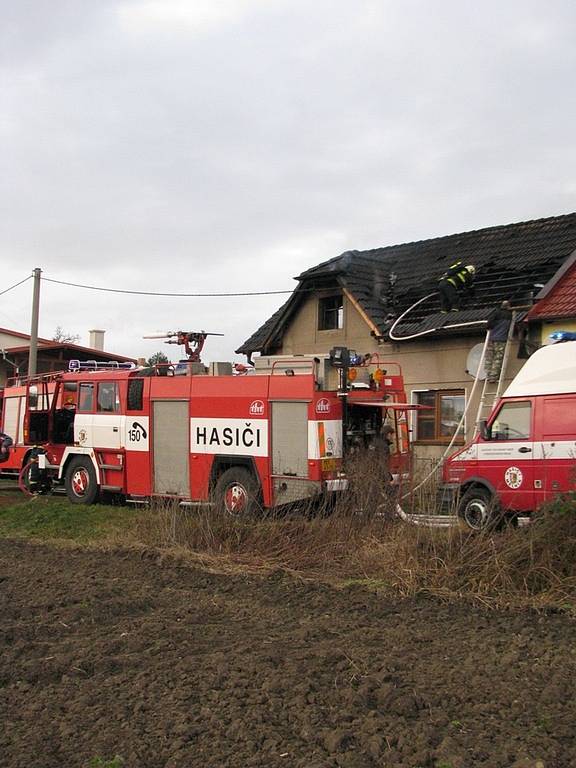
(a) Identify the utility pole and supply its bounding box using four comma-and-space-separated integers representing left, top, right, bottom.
28, 267, 42, 378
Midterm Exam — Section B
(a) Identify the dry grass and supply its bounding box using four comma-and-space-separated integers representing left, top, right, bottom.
131, 461, 576, 612
4, 450, 575, 611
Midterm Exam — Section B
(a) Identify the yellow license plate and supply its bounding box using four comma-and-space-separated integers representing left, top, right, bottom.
321, 458, 339, 471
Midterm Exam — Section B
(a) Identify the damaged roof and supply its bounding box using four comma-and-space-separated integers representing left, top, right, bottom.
237, 212, 576, 354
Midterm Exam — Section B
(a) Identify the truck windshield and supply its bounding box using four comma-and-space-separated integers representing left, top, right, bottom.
490, 401, 531, 440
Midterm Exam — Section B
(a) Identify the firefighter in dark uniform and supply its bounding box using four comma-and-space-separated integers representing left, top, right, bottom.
0, 431, 13, 463
438, 261, 476, 312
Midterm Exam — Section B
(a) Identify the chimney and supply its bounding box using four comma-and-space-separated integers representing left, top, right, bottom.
89, 329, 105, 351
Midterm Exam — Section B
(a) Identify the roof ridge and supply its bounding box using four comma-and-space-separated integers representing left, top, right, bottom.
299, 211, 576, 277
360, 210, 576, 254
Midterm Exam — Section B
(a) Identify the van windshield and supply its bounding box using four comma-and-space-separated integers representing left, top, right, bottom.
490, 401, 531, 440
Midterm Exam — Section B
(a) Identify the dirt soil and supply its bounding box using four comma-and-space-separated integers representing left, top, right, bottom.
0, 540, 575, 768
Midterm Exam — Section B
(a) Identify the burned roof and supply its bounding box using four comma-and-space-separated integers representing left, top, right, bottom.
237, 212, 576, 354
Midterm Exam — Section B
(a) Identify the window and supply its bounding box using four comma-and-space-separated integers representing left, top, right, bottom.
318, 295, 343, 330
490, 401, 531, 440
127, 379, 144, 411
97, 382, 120, 413
414, 389, 465, 443
78, 383, 95, 412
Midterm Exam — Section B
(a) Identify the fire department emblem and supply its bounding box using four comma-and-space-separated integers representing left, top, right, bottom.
249, 400, 265, 416
78, 429, 88, 445
504, 466, 523, 489
315, 398, 330, 414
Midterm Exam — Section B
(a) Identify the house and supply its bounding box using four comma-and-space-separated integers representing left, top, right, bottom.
0, 328, 136, 388
525, 250, 576, 343
238, 212, 576, 461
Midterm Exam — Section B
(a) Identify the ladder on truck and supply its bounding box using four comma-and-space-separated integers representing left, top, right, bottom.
473, 310, 517, 437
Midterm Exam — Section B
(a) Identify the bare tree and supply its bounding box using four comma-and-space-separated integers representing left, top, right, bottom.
52, 326, 81, 344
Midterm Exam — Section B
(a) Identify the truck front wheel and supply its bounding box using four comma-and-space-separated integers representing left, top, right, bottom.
214, 467, 261, 516
65, 456, 99, 505
458, 487, 496, 531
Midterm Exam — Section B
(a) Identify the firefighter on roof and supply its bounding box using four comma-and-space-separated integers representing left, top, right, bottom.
438, 261, 476, 312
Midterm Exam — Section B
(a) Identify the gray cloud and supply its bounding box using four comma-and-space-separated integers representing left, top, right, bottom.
1, 0, 575, 361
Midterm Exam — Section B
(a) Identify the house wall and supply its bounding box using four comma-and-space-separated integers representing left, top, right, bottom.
538, 320, 576, 344
274, 293, 525, 463
281, 292, 376, 357
0, 332, 28, 388
0, 331, 27, 350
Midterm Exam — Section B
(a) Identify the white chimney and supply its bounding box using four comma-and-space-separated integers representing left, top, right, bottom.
89, 329, 105, 351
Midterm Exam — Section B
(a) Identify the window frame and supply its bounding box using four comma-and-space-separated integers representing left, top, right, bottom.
412, 388, 466, 445
77, 382, 95, 413
127, 378, 144, 412
97, 381, 120, 414
487, 400, 532, 441
318, 294, 344, 331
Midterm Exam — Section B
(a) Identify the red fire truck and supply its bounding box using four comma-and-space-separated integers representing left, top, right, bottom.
0, 342, 416, 512
442, 340, 576, 528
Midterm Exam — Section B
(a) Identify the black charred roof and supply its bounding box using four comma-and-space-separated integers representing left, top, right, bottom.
237, 212, 576, 354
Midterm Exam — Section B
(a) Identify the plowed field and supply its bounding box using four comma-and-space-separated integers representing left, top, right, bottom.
1, 539, 574, 768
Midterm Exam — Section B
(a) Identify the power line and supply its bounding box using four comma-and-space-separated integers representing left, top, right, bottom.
42, 276, 298, 297
41, 269, 543, 303
0, 274, 32, 297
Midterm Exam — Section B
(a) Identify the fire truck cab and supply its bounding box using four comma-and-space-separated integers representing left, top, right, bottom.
0, 351, 417, 512
442, 341, 576, 528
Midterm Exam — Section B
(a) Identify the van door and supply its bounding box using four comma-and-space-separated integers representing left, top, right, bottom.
480, 399, 535, 511
538, 395, 576, 502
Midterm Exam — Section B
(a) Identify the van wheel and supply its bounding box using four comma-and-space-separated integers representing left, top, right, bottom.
458, 487, 498, 530
65, 457, 99, 505
214, 468, 260, 516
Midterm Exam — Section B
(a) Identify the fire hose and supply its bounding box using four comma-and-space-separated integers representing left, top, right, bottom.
383, 292, 490, 517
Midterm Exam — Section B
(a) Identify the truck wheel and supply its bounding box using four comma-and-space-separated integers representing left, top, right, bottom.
458, 487, 496, 530
65, 457, 99, 505
214, 467, 260, 516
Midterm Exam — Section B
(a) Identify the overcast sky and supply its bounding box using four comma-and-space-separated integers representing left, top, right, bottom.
1, 0, 575, 363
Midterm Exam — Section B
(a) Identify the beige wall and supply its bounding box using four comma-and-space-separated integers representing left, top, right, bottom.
281, 291, 377, 356
0, 330, 28, 350
0, 331, 28, 388
538, 320, 576, 344
274, 292, 526, 461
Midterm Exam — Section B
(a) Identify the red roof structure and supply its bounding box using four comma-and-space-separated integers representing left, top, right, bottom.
527, 251, 576, 320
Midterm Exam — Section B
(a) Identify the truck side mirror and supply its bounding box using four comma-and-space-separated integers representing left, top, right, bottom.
480, 420, 490, 440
